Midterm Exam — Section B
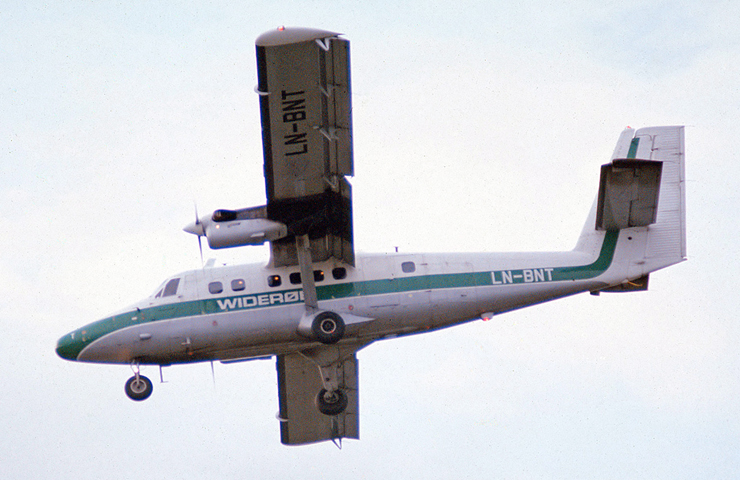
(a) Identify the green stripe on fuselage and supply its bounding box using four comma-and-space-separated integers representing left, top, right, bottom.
57, 230, 619, 360
552, 229, 618, 280
490, 230, 618, 285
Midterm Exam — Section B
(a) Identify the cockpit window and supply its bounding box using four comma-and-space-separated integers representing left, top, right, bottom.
163, 278, 181, 297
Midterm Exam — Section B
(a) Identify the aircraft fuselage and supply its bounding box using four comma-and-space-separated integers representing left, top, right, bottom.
57, 230, 622, 367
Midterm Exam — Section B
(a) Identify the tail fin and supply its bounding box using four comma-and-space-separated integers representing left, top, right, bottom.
628, 126, 686, 270
575, 126, 686, 287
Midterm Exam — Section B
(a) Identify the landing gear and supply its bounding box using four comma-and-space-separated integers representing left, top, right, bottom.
125, 375, 153, 401
313, 352, 349, 416
125, 362, 153, 401
294, 234, 346, 346
312, 311, 345, 344
316, 388, 348, 416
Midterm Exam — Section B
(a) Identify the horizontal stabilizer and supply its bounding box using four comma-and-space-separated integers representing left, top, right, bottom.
596, 159, 662, 230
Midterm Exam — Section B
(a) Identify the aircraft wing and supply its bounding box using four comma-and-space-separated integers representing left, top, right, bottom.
276, 350, 359, 446
256, 27, 354, 268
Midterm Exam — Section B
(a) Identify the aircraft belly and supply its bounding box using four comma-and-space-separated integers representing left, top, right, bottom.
353, 280, 610, 338
78, 308, 305, 365
187, 309, 298, 356
77, 319, 188, 364
76, 277, 609, 365
476, 280, 607, 315
429, 286, 479, 324
76, 300, 379, 365
351, 290, 432, 335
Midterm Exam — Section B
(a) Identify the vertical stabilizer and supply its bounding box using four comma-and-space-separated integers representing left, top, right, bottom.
575, 126, 686, 286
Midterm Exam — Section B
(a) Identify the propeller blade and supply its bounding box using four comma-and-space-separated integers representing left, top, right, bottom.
187, 203, 205, 267
198, 235, 204, 266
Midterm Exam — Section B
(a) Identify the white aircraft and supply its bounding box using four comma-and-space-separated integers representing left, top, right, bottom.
56, 27, 686, 447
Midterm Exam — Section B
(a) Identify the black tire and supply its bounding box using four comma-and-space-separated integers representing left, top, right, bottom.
125, 375, 153, 401
316, 388, 348, 416
311, 311, 345, 344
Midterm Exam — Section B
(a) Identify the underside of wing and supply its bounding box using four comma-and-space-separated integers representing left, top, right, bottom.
256, 27, 354, 268
276, 351, 359, 446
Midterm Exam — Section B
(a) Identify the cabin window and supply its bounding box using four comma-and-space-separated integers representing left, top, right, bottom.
163, 278, 181, 297
231, 279, 246, 291
208, 281, 223, 294
332, 267, 347, 280
268, 275, 281, 287
401, 261, 416, 273
289, 271, 325, 285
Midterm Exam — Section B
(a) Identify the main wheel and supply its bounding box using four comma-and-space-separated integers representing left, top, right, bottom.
125, 375, 153, 401
316, 388, 348, 416
311, 311, 345, 344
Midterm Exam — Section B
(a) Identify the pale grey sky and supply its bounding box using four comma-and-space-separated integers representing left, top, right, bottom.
2, 2, 739, 479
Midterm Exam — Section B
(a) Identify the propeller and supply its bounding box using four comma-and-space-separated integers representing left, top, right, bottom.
185, 204, 206, 266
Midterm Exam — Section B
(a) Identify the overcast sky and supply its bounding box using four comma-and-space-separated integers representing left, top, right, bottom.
2, 1, 739, 479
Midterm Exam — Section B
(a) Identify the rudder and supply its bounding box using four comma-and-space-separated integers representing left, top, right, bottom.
625, 126, 687, 272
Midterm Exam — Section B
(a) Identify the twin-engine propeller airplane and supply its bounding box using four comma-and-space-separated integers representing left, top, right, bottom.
56, 27, 686, 447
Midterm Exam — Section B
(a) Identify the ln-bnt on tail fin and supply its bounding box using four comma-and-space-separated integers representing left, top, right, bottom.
575, 126, 686, 292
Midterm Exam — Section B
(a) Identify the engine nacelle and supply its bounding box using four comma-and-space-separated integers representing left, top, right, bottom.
297, 310, 346, 344
205, 217, 287, 249
184, 206, 288, 249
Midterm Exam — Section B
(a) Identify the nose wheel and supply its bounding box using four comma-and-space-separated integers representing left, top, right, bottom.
125, 375, 153, 401
125, 363, 153, 401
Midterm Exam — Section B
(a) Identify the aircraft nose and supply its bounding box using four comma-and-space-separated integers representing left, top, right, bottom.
56, 332, 82, 361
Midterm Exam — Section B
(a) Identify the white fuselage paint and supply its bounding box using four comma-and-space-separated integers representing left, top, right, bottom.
73, 233, 637, 366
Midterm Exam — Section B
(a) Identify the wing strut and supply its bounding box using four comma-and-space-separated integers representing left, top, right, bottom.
296, 234, 318, 312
